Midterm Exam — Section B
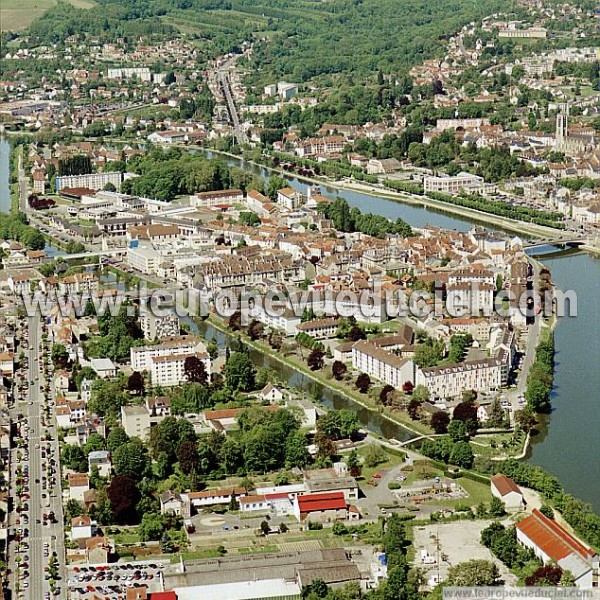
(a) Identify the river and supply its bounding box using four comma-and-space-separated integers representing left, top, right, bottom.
2, 140, 599, 509
0, 139, 11, 213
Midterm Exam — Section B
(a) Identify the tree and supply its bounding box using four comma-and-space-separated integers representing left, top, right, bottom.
514, 407, 536, 433
453, 401, 479, 435
260, 520, 270, 536
412, 384, 430, 403
160, 532, 174, 553
106, 427, 130, 453
448, 419, 470, 442
112, 440, 151, 480
127, 371, 145, 395
363, 443, 387, 468
317, 409, 359, 440
224, 352, 255, 391
51, 343, 69, 368
539, 504, 554, 519
332, 360, 347, 381
184, 356, 208, 385
402, 381, 414, 395
378, 385, 395, 407
177, 440, 199, 475
285, 431, 310, 469
307, 349, 325, 371
488, 496, 506, 518
487, 398, 506, 427
315, 431, 337, 460
430, 411, 450, 434
407, 399, 421, 420
84, 432, 105, 456
525, 565, 563, 587
449, 441, 474, 469
526, 378, 551, 414
346, 449, 361, 477
247, 320, 264, 341
414, 339, 445, 368
65, 499, 84, 519
447, 560, 500, 586
356, 373, 371, 393
212, 435, 239, 473
347, 326, 366, 342
107, 475, 140, 524
61, 444, 88, 472
138, 512, 166, 541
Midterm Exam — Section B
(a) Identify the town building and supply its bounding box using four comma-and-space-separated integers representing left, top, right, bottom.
516, 509, 598, 588
56, 172, 122, 192
352, 341, 415, 389
121, 405, 151, 441
490, 474, 524, 512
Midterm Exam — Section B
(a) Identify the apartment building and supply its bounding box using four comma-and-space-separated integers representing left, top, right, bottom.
150, 351, 211, 387
139, 309, 180, 340
352, 341, 415, 388
424, 172, 496, 195
295, 136, 345, 158
190, 189, 244, 207
416, 358, 502, 400
130, 336, 206, 371
56, 171, 122, 192
121, 405, 151, 441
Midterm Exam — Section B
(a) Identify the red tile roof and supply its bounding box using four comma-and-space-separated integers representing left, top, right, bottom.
516, 509, 595, 562
149, 593, 177, 600
491, 474, 522, 497
298, 492, 346, 513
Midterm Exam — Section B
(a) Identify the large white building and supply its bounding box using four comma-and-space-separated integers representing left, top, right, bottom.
423, 172, 496, 195
130, 336, 207, 372
352, 341, 415, 388
516, 509, 598, 589
190, 189, 244, 207
150, 351, 211, 387
56, 172, 122, 192
416, 358, 502, 400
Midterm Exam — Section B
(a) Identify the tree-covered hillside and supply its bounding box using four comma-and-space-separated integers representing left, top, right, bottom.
25, 0, 506, 79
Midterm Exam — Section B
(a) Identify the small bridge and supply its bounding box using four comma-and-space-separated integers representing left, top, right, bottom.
523, 236, 586, 250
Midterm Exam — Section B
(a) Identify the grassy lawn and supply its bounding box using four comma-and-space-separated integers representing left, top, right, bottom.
470, 431, 526, 459
1, 0, 95, 30
111, 530, 141, 545
356, 444, 406, 481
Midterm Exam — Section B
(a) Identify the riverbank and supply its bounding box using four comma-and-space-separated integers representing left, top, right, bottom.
205, 314, 432, 439
205, 147, 574, 242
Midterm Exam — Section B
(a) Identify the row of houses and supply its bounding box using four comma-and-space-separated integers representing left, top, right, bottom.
159, 466, 360, 523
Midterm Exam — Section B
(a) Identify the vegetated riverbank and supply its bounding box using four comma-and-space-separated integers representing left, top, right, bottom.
205, 146, 571, 241
205, 314, 432, 439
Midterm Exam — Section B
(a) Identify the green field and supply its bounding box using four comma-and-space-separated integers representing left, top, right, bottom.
0, 0, 94, 31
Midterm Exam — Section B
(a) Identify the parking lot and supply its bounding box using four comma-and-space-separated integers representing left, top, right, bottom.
412, 520, 517, 588
67, 562, 163, 597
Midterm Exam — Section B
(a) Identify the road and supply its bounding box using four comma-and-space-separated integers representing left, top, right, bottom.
10, 317, 66, 600
216, 55, 248, 145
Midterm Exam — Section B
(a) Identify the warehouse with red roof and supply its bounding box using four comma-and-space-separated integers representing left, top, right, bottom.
516, 509, 599, 588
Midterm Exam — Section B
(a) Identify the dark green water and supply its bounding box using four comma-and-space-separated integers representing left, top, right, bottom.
526, 250, 600, 511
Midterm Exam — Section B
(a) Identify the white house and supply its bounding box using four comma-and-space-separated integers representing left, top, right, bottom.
259, 384, 284, 403
67, 473, 90, 503
71, 516, 98, 540
490, 474, 524, 512
90, 358, 117, 379
88, 450, 111, 477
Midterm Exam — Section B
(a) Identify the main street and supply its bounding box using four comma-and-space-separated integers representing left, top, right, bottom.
11, 316, 66, 600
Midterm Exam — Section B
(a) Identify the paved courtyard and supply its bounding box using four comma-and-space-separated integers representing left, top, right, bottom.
412, 520, 518, 588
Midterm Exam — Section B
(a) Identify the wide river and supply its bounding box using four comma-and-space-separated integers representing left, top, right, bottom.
2, 140, 599, 510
